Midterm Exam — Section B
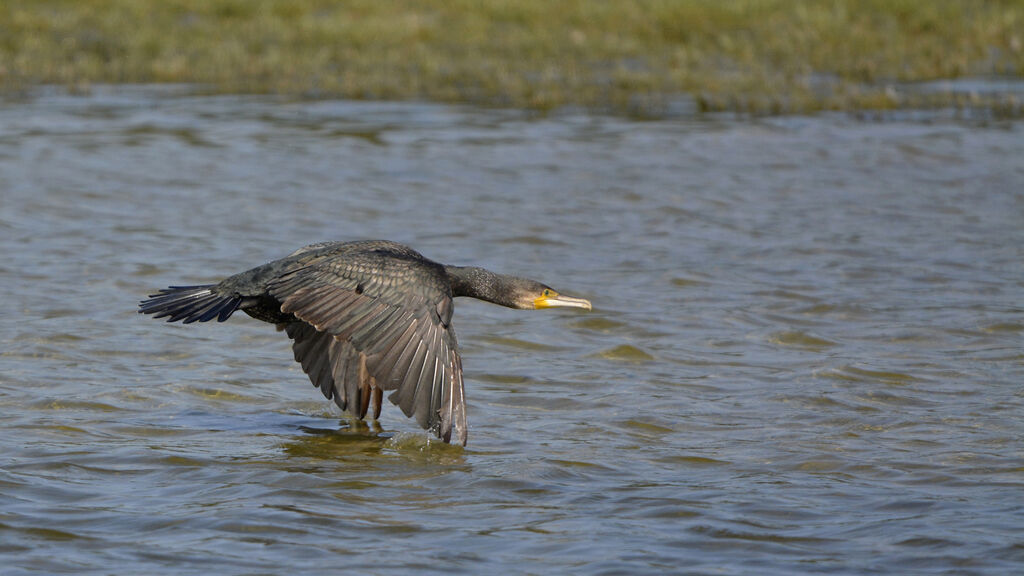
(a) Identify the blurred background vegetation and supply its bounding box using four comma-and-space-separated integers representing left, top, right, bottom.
1, 0, 1021, 115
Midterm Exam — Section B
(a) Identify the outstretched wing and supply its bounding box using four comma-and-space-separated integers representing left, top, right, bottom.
269, 251, 467, 445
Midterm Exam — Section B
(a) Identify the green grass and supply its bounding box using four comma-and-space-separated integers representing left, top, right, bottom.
1, 0, 1021, 115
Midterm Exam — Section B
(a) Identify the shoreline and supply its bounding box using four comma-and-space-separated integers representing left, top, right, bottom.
2, 0, 1021, 118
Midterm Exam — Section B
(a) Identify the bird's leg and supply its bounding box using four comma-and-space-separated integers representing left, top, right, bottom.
371, 386, 383, 420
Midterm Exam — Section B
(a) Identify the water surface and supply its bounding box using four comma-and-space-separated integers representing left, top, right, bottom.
1, 86, 1022, 575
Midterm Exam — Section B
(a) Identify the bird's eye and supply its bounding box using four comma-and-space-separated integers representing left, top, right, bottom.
542, 289, 552, 296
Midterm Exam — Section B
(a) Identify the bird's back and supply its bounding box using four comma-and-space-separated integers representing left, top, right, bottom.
220, 240, 449, 311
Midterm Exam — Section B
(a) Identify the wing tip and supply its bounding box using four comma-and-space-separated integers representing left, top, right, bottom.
138, 284, 240, 323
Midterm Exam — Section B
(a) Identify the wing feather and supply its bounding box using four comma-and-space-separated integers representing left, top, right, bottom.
328, 338, 352, 410
327, 301, 392, 339
285, 322, 335, 400
373, 319, 420, 384
396, 339, 429, 418
380, 321, 424, 391
300, 291, 357, 326
409, 325, 440, 428
431, 339, 449, 436
439, 332, 467, 445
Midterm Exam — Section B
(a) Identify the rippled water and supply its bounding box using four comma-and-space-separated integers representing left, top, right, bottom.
1, 86, 1022, 575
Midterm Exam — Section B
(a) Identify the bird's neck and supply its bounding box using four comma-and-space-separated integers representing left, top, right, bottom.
444, 265, 520, 308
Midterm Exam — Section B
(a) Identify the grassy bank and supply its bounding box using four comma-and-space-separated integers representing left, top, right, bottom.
1, 0, 1021, 115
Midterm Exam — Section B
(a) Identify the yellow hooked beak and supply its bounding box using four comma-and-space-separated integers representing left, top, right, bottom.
534, 290, 592, 311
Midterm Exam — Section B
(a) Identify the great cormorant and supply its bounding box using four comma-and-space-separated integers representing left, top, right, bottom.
138, 240, 591, 445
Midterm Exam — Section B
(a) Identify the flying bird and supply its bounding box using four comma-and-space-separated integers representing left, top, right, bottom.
139, 240, 591, 445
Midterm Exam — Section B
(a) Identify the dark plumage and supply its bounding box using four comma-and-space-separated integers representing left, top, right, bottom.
139, 240, 591, 445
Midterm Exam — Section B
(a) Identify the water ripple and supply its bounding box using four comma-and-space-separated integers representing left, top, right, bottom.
0, 87, 1022, 575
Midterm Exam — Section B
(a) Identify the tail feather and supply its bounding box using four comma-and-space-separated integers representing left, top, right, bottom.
139, 284, 241, 324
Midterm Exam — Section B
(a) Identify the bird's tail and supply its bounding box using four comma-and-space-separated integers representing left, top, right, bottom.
138, 285, 241, 324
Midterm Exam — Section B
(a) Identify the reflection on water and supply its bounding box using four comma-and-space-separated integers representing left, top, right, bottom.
1, 86, 1022, 575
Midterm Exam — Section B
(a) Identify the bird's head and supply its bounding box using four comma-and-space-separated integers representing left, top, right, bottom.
446, 266, 591, 311
500, 277, 591, 311
530, 286, 592, 311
